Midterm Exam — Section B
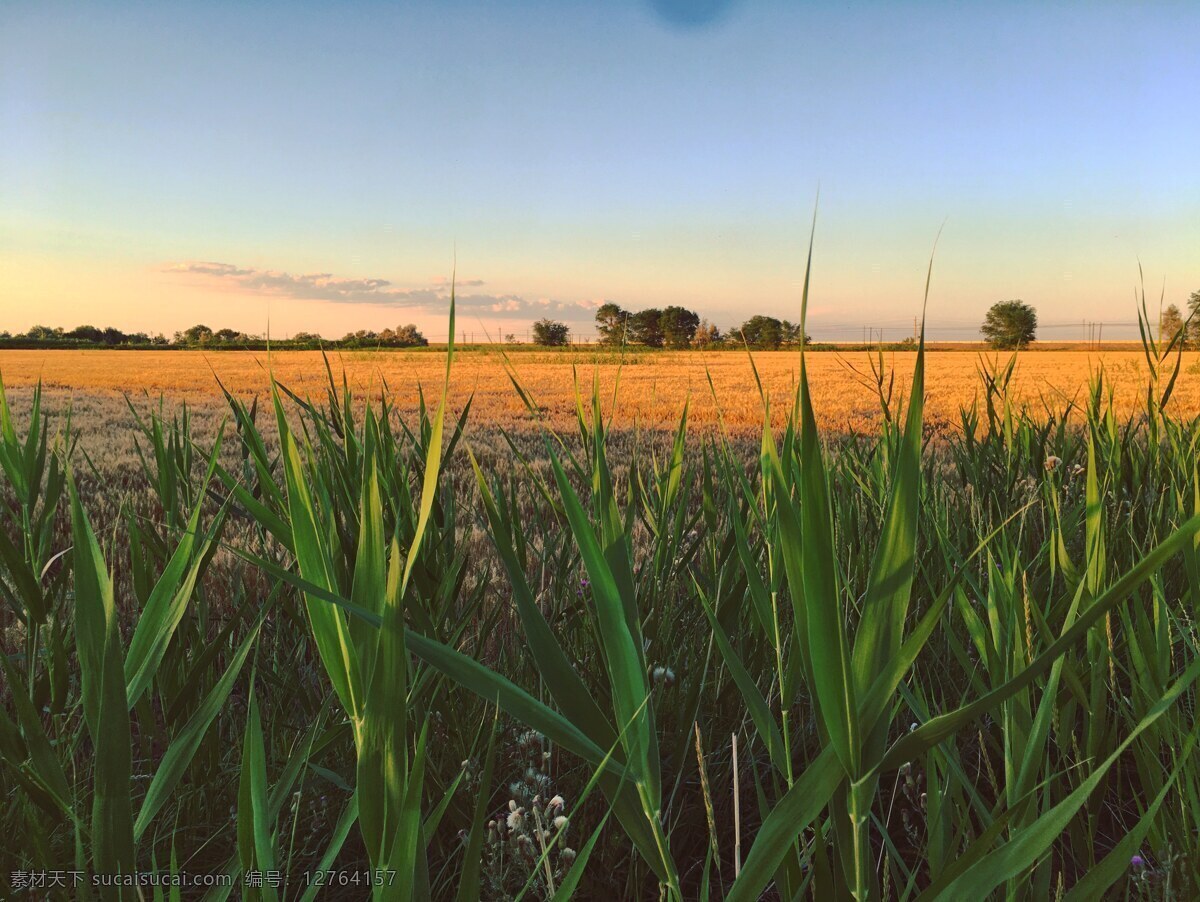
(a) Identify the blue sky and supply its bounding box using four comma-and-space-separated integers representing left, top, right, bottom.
2, 0, 1197, 340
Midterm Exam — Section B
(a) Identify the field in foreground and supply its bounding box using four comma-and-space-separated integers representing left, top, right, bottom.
2, 334, 1200, 900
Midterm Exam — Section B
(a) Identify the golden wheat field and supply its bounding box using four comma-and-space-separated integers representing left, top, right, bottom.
3, 347, 1199, 439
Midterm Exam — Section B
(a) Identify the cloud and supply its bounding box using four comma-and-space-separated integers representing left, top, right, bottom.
168, 261, 256, 277
432, 275, 485, 288
164, 260, 595, 319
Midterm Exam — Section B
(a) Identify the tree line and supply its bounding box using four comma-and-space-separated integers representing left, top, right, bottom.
0, 323, 430, 349
527, 304, 812, 349
6, 291, 1196, 351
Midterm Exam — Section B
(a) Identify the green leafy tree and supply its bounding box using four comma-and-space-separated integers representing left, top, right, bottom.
67, 325, 104, 343
532, 318, 570, 346
660, 306, 700, 349
981, 300, 1037, 349
780, 320, 811, 347
1187, 289, 1200, 348
595, 303, 628, 346
1160, 304, 1184, 346
628, 309, 665, 347
175, 324, 215, 345
735, 315, 785, 349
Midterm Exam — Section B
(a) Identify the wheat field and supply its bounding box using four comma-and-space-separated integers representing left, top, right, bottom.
3, 348, 1199, 443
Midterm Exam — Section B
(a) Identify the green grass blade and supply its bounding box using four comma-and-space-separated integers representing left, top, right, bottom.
938, 656, 1200, 898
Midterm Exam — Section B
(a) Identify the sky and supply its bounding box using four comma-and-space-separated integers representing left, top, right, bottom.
1, 0, 1198, 342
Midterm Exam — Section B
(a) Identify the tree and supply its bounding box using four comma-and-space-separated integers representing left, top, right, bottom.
340, 329, 376, 347
779, 320, 811, 347
693, 320, 721, 347
595, 303, 628, 346
734, 315, 785, 349
1188, 290, 1200, 349
532, 318, 570, 346
67, 325, 104, 343
392, 324, 428, 347
628, 309, 665, 347
26, 325, 63, 341
660, 306, 700, 349
981, 300, 1037, 349
175, 324, 215, 345
1160, 304, 1184, 346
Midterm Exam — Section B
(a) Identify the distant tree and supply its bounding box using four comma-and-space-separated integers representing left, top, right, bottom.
68, 325, 104, 343
150, 333, 170, 346
176, 324, 215, 345
26, 325, 63, 341
735, 315, 785, 349
628, 309, 665, 347
660, 306, 700, 349
981, 300, 1037, 349
504, 333, 517, 344
290, 331, 322, 344
532, 318, 570, 346
393, 324, 428, 347
595, 303, 629, 346
100, 326, 127, 345
779, 320, 811, 347
1160, 304, 1184, 346
126, 331, 150, 344
693, 320, 721, 347
340, 329, 378, 347
1188, 290, 1200, 348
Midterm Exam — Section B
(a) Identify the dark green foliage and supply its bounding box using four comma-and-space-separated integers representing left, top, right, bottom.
532, 318, 571, 346
659, 306, 700, 348
981, 299, 1038, 349
628, 309, 665, 347
595, 302, 629, 346
733, 314, 781, 348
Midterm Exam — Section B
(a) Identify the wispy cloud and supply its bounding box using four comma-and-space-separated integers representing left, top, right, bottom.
164, 261, 595, 318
